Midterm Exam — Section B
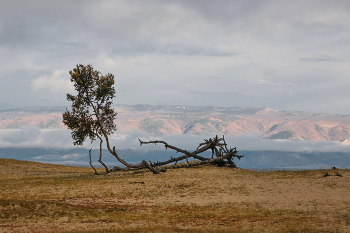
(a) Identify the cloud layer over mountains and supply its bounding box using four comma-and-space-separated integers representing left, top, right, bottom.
2, 127, 350, 155
1, 105, 350, 153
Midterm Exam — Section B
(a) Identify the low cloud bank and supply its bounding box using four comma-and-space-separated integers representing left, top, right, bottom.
1, 127, 350, 169
1, 127, 350, 153
110, 130, 350, 153
0, 127, 74, 149
223, 133, 350, 153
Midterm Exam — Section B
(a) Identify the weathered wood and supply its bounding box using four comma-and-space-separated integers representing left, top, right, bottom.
64, 65, 242, 175
137, 135, 243, 172
89, 135, 242, 174
97, 137, 109, 173
89, 148, 100, 175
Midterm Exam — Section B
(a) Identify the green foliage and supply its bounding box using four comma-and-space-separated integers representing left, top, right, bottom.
62, 64, 117, 145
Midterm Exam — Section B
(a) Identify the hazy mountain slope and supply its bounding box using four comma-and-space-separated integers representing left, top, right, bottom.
1, 105, 350, 142
0, 106, 65, 129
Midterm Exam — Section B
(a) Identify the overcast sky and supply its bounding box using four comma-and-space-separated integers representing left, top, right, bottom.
1, 0, 350, 114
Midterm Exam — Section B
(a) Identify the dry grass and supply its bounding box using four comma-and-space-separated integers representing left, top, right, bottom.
0, 158, 349, 232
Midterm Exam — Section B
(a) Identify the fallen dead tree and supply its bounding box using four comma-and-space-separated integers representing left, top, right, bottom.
138, 135, 243, 169
63, 64, 242, 175
89, 135, 243, 174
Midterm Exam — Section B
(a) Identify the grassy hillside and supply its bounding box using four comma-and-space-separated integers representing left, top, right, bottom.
0, 159, 349, 232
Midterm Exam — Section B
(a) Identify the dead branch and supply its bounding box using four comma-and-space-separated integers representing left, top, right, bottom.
90, 135, 242, 174
92, 135, 242, 174
138, 135, 243, 170
89, 148, 100, 175
97, 136, 109, 173
64, 65, 243, 174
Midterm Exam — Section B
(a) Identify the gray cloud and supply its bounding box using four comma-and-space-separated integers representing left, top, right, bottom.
299, 55, 337, 62
112, 43, 237, 57
1, 0, 350, 114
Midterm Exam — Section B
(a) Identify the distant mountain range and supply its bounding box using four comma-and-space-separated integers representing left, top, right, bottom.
2, 105, 350, 169
1, 104, 350, 142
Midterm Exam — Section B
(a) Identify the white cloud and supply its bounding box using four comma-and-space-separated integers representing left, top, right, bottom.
1, 126, 350, 153
32, 70, 74, 93
0, 127, 74, 149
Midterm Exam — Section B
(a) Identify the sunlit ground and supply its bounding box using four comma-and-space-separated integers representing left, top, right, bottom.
0, 159, 349, 232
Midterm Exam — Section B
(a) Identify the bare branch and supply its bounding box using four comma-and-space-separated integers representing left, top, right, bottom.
89, 148, 100, 175
64, 65, 243, 175
138, 135, 243, 171
97, 136, 109, 173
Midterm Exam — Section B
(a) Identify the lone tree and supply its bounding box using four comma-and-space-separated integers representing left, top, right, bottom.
63, 64, 243, 174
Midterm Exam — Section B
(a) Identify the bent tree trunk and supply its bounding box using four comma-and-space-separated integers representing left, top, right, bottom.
90, 135, 243, 174
62, 65, 243, 175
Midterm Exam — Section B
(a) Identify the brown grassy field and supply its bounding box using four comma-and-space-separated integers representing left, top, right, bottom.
0, 158, 349, 233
